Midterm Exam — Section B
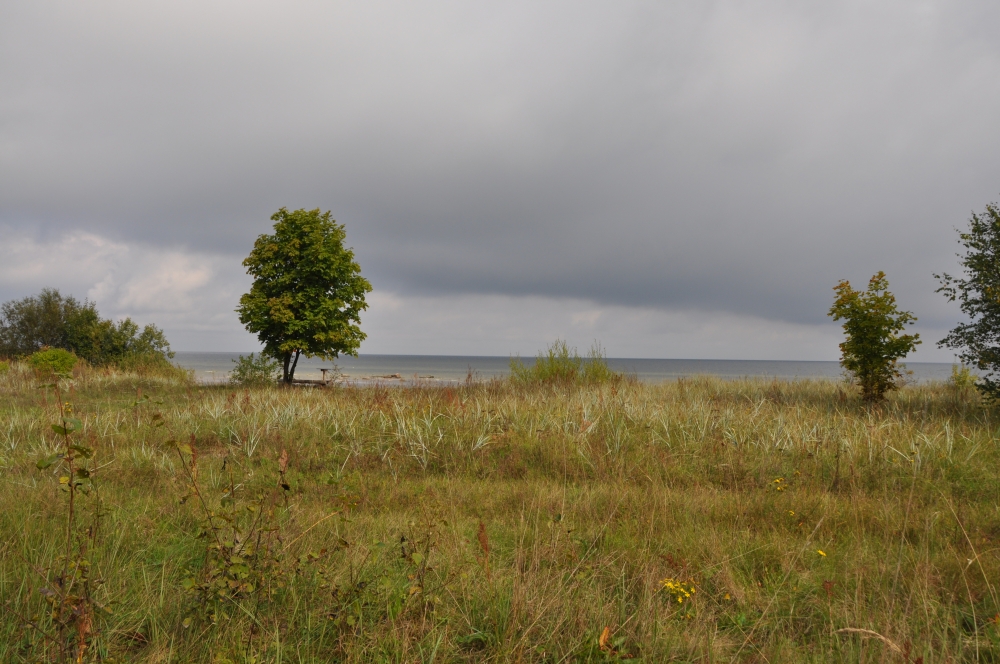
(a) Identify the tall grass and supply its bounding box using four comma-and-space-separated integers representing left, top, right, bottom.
510, 340, 621, 385
1, 362, 998, 661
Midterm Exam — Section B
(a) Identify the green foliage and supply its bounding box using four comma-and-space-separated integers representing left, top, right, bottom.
228, 352, 280, 387
828, 272, 920, 402
27, 348, 77, 376
0, 288, 92, 356
936, 201, 1000, 400
510, 339, 620, 384
237, 208, 372, 383
950, 364, 978, 390
0, 360, 9, 374
0, 288, 174, 370
26, 389, 105, 662
173, 442, 290, 632
86, 317, 174, 370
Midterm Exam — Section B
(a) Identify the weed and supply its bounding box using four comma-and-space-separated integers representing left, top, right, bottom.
21, 382, 105, 663
172, 439, 290, 639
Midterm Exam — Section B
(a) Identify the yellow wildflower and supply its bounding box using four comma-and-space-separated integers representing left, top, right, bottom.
661, 578, 696, 604
817, 550, 827, 557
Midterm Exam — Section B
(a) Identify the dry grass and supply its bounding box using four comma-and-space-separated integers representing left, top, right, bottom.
1, 362, 997, 662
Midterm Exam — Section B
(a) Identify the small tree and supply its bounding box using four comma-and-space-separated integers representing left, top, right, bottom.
935, 200, 1000, 400
237, 208, 372, 383
828, 272, 920, 402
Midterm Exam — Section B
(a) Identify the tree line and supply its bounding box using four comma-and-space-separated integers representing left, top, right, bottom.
4, 200, 1000, 403
0, 289, 173, 371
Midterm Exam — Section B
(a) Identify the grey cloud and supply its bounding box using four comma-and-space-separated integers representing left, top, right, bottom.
2, 0, 1000, 333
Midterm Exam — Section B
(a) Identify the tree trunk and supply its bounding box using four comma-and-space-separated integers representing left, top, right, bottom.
288, 350, 301, 382
282, 353, 291, 383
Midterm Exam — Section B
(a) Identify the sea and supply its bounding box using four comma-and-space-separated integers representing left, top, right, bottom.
173, 352, 957, 386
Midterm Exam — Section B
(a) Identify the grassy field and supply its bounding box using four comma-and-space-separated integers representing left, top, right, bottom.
1, 363, 999, 662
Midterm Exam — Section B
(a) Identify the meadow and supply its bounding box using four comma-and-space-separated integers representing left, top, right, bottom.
1, 362, 998, 662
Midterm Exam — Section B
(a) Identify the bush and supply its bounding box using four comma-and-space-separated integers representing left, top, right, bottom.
0, 360, 8, 374
950, 364, 978, 390
229, 353, 280, 387
28, 348, 77, 376
511, 340, 620, 385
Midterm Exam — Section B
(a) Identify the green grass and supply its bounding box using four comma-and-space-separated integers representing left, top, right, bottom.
510, 340, 620, 385
1, 361, 998, 662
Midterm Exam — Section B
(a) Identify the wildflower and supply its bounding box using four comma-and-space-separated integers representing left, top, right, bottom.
817, 550, 827, 557
661, 578, 696, 604
788, 511, 795, 516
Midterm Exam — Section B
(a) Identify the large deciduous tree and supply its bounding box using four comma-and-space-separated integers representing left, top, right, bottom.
828, 272, 920, 403
935, 200, 1000, 400
237, 208, 372, 383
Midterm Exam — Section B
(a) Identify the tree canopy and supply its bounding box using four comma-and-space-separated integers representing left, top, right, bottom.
935, 200, 1000, 399
828, 272, 920, 402
0, 288, 173, 368
237, 208, 372, 383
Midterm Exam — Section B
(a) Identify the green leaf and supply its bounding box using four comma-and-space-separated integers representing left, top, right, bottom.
75, 467, 91, 478
69, 444, 94, 459
36, 454, 61, 470
51, 424, 70, 436
411, 552, 424, 565
64, 417, 82, 431
229, 565, 250, 577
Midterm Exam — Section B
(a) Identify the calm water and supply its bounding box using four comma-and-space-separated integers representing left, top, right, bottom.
173, 352, 956, 385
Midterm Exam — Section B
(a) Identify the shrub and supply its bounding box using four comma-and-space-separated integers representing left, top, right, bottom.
0, 360, 8, 374
229, 353, 280, 387
950, 364, 978, 390
511, 340, 619, 385
28, 348, 77, 376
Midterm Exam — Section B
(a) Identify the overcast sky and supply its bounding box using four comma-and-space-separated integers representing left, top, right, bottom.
3, 1, 999, 360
